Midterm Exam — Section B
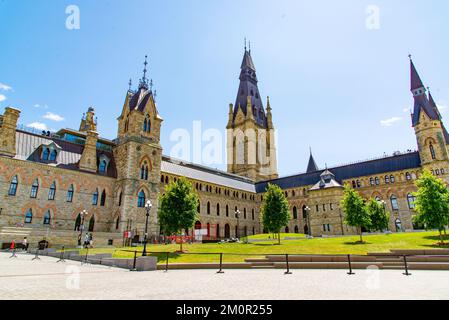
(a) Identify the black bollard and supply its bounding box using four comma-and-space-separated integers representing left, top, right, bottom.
402, 255, 411, 276
347, 254, 355, 275
284, 254, 292, 275
217, 253, 224, 274
130, 250, 137, 271
57, 246, 65, 263
165, 252, 169, 272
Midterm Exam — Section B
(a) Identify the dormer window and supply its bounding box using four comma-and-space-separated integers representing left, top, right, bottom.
98, 154, 110, 174
40, 143, 60, 162
42, 148, 50, 160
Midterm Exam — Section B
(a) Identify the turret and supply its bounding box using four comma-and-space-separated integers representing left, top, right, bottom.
0, 107, 20, 157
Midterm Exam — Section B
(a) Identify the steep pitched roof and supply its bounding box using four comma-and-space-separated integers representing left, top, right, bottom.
410, 59, 425, 91
233, 49, 267, 128
306, 151, 319, 173
255, 151, 421, 192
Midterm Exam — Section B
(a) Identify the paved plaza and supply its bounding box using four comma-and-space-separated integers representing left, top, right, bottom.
0, 252, 448, 300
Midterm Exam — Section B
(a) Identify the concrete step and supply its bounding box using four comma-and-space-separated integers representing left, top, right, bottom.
244, 258, 270, 263
249, 262, 275, 267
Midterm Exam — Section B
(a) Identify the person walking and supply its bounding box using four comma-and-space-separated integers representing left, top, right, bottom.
84, 233, 90, 248
22, 237, 28, 251
89, 233, 93, 248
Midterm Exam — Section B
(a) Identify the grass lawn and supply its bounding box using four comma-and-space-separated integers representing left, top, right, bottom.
81, 231, 449, 265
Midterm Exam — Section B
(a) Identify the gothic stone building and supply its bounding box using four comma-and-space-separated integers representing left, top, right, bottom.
0, 50, 448, 246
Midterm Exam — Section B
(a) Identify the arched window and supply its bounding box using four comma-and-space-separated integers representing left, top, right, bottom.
385, 175, 390, 184
430, 143, 436, 160
88, 216, 95, 232
30, 179, 39, 198
369, 177, 374, 186
140, 161, 149, 180
143, 115, 151, 133
226, 205, 229, 217
25, 209, 33, 224
390, 195, 399, 211
67, 184, 74, 202
302, 205, 308, 219
390, 175, 395, 183
216, 203, 220, 216
161, 175, 165, 183
293, 206, 298, 219
375, 177, 380, 185
197, 201, 200, 213
50, 149, 57, 161
43, 210, 51, 225
294, 225, 299, 233
8, 175, 18, 196
356, 180, 361, 188
118, 192, 122, 207
352, 181, 356, 188
252, 209, 255, 220
100, 189, 106, 206
207, 202, 210, 215
99, 160, 107, 173
48, 181, 56, 200
244, 208, 247, 219
285, 226, 289, 233
406, 172, 412, 180
137, 190, 146, 207
42, 148, 50, 160
115, 217, 120, 230
407, 193, 416, 209
92, 188, 99, 205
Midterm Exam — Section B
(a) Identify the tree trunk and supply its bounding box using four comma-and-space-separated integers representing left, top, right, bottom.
278, 231, 281, 245
439, 230, 444, 245
359, 227, 363, 243
180, 234, 183, 252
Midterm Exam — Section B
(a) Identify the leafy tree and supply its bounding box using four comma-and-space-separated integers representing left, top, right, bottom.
158, 177, 199, 251
413, 170, 449, 245
366, 198, 390, 232
261, 184, 290, 245
340, 184, 371, 242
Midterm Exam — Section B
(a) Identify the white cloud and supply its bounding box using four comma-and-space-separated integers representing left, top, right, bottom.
0, 94, 6, 102
34, 104, 49, 109
27, 122, 48, 131
403, 107, 410, 113
0, 83, 12, 91
380, 117, 402, 127
43, 112, 65, 122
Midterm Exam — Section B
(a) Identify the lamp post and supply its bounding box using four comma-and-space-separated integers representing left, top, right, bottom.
79, 210, 88, 247
304, 206, 311, 238
235, 209, 240, 239
142, 200, 152, 256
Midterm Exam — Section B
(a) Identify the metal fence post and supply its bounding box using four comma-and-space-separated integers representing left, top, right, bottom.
347, 254, 355, 275
402, 255, 411, 276
57, 246, 65, 263
131, 250, 137, 271
165, 252, 169, 272
217, 253, 224, 274
284, 254, 292, 274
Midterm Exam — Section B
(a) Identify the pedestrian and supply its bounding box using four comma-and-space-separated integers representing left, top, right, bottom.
22, 237, 28, 251
89, 233, 93, 248
84, 233, 90, 248
9, 240, 15, 251
77, 233, 82, 246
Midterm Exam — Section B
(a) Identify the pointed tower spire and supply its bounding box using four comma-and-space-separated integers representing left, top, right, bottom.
139, 55, 149, 90
410, 55, 425, 94
306, 148, 319, 173
232, 45, 266, 127
428, 90, 442, 119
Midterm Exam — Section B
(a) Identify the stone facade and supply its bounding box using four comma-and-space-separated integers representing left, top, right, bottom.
0, 54, 448, 248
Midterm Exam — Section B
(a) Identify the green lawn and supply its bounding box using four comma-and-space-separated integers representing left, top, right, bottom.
81, 231, 449, 264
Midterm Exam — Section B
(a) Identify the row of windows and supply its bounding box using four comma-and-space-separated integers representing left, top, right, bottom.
315, 203, 335, 213
202, 202, 255, 220
284, 188, 308, 198
351, 172, 420, 189
431, 168, 446, 176
41, 148, 57, 161
24, 209, 51, 225
8, 176, 75, 202
375, 194, 416, 210
160, 174, 257, 201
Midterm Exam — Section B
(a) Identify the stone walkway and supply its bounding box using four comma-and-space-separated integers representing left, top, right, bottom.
1, 252, 448, 300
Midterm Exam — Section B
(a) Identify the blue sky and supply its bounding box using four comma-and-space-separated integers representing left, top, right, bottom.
1, 0, 449, 176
